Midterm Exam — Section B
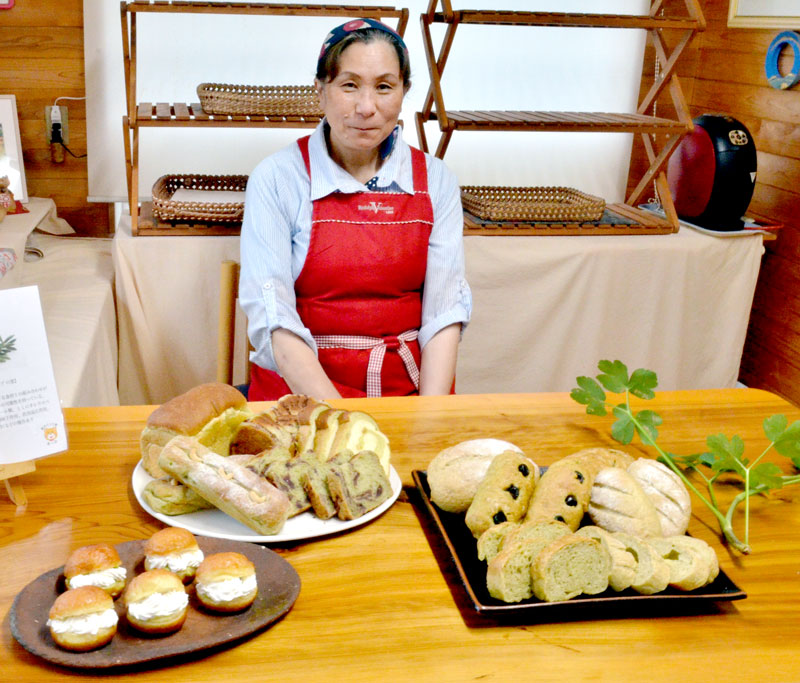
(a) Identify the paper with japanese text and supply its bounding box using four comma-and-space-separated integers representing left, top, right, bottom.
0, 286, 67, 464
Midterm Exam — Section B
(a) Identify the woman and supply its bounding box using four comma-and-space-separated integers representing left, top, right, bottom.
239, 18, 472, 400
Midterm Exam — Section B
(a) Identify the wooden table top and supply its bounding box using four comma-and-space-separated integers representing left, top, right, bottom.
3, 390, 800, 681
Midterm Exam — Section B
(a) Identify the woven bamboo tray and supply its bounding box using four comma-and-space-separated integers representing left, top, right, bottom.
197, 83, 322, 117
151, 174, 247, 223
461, 185, 605, 223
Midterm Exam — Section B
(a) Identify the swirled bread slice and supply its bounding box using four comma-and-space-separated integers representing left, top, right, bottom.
531, 535, 611, 602
574, 525, 636, 592
326, 450, 392, 520
612, 532, 670, 595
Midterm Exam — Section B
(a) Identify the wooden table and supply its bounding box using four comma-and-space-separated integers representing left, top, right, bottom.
3, 390, 800, 681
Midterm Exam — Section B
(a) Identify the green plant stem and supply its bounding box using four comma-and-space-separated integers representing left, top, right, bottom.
620, 392, 751, 554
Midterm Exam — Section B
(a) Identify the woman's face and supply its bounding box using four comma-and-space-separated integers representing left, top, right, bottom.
316, 40, 405, 162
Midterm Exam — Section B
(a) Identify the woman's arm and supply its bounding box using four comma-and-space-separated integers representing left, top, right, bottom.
272, 328, 342, 399
419, 322, 461, 395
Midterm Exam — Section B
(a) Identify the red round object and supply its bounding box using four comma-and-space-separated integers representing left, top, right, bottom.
667, 125, 716, 219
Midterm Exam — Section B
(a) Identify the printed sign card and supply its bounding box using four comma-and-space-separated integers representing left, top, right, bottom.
0, 285, 67, 464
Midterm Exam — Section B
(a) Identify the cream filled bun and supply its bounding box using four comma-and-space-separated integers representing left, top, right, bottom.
64, 543, 127, 598
195, 552, 257, 612
144, 527, 204, 583
124, 569, 188, 634
47, 585, 118, 651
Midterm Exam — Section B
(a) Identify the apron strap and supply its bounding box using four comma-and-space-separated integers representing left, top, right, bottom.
297, 135, 312, 175
313, 330, 420, 398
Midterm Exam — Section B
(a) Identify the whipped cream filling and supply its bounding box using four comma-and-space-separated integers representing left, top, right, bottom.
47, 608, 118, 635
127, 590, 188, 621
145, 548, 204, 573
197, 574, 257, 604
66, 566, 127, 590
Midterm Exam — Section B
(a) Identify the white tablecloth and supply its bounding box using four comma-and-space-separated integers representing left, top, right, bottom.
113, 215, 764, 405
21, 233, 119, 407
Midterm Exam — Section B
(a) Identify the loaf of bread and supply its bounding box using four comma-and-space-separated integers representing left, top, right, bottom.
486, 524, 570, 603
427, 438, 523, 513
524, 447, 634, 530
465, 451, 540, 539
612, 532, 670, 595
158, 435, 291, 535
140, 383, 251, 478
587, 467, 663, 537
574, 525, 636, 592
627, 458, 692, 536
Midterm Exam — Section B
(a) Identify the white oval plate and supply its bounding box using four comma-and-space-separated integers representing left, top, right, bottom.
132, 461, 401, 543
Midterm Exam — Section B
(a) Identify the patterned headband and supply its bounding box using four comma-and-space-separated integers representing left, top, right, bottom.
317, 18, 407, 74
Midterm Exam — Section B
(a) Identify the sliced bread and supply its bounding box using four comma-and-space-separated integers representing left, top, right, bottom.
326, 450, 392, 520
486, 533, 561, 603
612, 532, 670, 595
476, 521, 520, 563
574, 525, 636, 592
647, 536, 711, 591
530, 535, 611, 602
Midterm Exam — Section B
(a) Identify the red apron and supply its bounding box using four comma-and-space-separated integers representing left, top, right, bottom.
249, 135, 434, 400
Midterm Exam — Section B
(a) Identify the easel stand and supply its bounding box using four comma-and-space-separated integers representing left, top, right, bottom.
0, 461, 35, 506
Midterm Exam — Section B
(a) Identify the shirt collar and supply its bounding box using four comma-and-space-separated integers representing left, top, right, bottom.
307, 120, 415, 200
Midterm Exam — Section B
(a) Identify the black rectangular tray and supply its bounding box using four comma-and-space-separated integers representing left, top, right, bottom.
412, 470, 746, 616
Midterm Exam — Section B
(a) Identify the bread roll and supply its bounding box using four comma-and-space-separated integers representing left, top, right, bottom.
47, 586, 118, 651
158, 435, 291, 535
144, 527, 204, 583
195, 552, 258, 612
64, 543, 126, 598
124, 569, 188, 634
627, 458, 692, 536
428, 439, 524, 514
465, 451, 540, 538
140, 383, 251, 478
587, 467, 663, 537
524, 447, 634, 530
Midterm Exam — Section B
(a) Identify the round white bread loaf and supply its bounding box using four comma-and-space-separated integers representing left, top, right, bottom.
588, 467, 663, 537
427, 438, 523, 513
627, 458, 692, 536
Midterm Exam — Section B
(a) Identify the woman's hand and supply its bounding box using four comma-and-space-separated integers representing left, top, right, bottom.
419, 323, 461, 395
272, 328, 342, 400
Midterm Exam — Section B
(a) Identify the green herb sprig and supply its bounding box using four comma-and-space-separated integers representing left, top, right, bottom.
571, 360, 800, 554
0, 334, 16, 363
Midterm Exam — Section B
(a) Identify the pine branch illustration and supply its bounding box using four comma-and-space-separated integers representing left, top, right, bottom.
0, 334, 17, 363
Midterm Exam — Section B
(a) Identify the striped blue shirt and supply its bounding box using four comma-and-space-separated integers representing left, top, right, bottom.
239, 121, 472, 373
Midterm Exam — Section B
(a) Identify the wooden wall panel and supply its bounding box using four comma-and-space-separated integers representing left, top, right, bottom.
629, 0, 800, 406
0, 0, 110, 235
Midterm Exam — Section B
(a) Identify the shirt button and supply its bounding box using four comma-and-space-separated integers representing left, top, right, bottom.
264, 283, 272, 290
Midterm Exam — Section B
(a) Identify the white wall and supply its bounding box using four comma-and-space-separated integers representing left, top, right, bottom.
84, 0, 649, 203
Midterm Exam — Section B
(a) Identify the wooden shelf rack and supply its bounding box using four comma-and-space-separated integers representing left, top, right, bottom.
120, 1, 409, 235
416, 0, 705, 232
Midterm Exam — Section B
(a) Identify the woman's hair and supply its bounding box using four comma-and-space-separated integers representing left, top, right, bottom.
316, 28, 411, 89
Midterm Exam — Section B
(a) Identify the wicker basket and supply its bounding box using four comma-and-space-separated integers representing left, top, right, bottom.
152, 174, 248, 223
197, 83, 323, 117
461, 185, 606, 222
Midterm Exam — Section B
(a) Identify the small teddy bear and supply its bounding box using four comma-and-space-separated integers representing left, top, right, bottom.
0, 175, 17, 217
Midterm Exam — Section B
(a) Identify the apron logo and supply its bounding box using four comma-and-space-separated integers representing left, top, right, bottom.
358, 201, 395, 215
